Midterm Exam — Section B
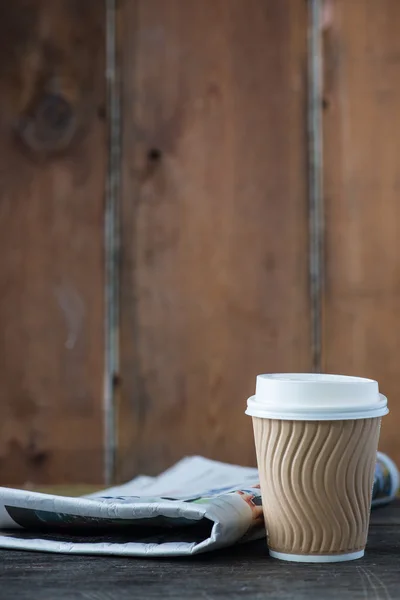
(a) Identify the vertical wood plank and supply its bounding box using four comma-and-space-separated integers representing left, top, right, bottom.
323, 0, 400, 464
118, 0, 311, 478
0, 0, 106, 484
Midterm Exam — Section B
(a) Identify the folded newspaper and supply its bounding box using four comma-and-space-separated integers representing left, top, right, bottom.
0, 452, 398, 557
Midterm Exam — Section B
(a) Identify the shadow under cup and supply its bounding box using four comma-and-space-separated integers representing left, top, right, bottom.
252, 416, 381, 562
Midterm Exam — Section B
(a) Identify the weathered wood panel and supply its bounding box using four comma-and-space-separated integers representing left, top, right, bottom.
0, 0, 106, 484
118, 0, 311, 479
323, 0, 400, 464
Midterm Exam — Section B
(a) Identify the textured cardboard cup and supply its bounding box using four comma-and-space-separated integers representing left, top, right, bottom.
253, 417, 381, 562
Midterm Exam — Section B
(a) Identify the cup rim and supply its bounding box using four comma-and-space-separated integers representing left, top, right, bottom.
246, 393, 389, 421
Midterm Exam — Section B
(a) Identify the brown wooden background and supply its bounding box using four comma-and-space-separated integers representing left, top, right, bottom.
0, 0, 398, 485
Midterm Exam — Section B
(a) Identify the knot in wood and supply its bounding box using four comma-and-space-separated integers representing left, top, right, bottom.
35, 93, 73, 133
16, 93, 77, 155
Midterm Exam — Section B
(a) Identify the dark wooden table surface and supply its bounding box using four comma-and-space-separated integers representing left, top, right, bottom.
1, 501, 399, 600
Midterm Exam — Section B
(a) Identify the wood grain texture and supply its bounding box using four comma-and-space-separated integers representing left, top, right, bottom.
0, 503, 399, 599
0, 0, 106, 484
118, 0, 311, 479
323, 0, 400, 466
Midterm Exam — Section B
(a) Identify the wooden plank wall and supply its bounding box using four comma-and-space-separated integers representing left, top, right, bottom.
0, 0, 105, 484
323, 0, 400, 466
1, 0, 400, 485
117, 0, 311, 479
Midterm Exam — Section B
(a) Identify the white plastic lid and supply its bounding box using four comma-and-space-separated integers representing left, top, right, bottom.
245, 373, 388, 421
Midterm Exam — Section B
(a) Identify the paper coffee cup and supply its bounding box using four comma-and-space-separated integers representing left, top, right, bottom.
246, 374, 389, 563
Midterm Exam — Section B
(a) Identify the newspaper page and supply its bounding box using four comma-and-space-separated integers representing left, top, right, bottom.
0, 452, 397, 557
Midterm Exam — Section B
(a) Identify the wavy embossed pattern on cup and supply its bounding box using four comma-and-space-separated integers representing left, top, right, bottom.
253, 417, 381, 556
